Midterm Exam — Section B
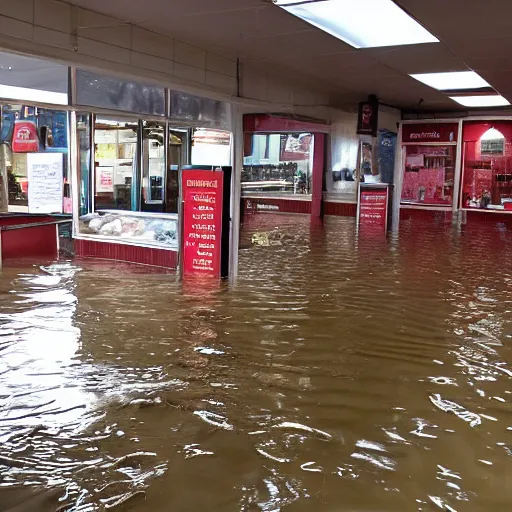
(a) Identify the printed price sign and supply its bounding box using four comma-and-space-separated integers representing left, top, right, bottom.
181, 168, 224, 277
358, 186, 390, 233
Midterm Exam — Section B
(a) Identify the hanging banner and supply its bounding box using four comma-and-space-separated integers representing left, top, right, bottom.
181, 168, 224, 277
357, 95, 379, 137
27, 153, 63, 214
358, 184, 390, 233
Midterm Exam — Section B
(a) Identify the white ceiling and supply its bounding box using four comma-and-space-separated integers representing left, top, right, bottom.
64, 0, 512, 112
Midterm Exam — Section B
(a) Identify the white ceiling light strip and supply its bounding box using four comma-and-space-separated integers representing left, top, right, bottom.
273, 0, 439, 48
410, 71, 491, 91
449, 95, 510, 107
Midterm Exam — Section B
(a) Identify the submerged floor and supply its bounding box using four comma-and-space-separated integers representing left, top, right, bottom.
0, 216, 511, 511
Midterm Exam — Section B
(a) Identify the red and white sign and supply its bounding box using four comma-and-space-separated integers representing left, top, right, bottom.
181, 168, 224, 277
12, 120, 39, 153
358, 187, 389, 232
402, 123, 458, 144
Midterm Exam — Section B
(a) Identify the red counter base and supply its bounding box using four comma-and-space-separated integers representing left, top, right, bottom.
75, 239, 178, 269
324, 202, 357, 217
400, 208, 453, 224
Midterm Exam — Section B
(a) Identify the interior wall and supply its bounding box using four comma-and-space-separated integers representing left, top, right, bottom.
0, 0, 337, 114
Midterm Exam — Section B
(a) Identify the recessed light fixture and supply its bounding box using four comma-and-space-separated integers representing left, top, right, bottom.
410, 71, 491, 91
449, 95, 510, 108
0, 84, 68, 105
273, 0, 439, 48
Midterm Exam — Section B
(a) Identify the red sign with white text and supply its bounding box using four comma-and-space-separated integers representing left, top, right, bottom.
182, 169, 224, 277
359, 188, 389, 231
402, 123, 458, 143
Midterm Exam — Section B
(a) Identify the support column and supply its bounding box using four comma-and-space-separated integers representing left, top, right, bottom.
311, 132, 325, 218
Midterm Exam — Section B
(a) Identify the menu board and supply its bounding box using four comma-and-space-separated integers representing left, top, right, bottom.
27, 153, 63, 214
358, 186, 389, 232
181, 168, 224, 277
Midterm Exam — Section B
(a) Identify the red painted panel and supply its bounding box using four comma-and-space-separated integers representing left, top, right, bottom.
2, 224, 58, 260
243, 197, 311, 215
243, 114, 329, 134
323, 202, 357, 217
75, 239, 178, 269
465, 210, 512, 224
0, 215, 54, 227
402, 123, 459, 143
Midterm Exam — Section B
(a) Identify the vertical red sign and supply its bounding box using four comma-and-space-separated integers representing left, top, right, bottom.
181, 169, 224, 277
359, 187, 389, 232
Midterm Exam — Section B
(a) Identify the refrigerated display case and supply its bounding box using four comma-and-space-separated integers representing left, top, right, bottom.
400, 122, 459, 208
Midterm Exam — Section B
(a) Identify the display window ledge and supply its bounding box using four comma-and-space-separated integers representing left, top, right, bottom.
461, 207, 512, 214
241, 193, 312, 201
73, 233, 179, 251
400, 204, 452, 211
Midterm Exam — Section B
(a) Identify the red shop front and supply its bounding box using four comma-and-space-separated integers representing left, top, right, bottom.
242, 114, 327, 218
460, 120, 512, 223
399, 121, 460, 223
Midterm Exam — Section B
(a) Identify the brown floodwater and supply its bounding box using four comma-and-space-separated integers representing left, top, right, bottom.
0, 215, 511, 511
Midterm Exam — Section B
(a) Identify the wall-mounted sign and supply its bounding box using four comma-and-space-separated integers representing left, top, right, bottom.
12, 120, 39, 153
96, 167, 114, 193
27, 152, 63, 214
357, 95, 379, 137
181, 168, 224, 277
402, 123, 458, 143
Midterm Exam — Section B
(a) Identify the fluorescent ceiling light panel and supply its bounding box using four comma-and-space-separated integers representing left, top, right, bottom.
450, 95, 510, 107
0, 84, 68, 105
411, 71, 490, 91
273, 0, 439, 48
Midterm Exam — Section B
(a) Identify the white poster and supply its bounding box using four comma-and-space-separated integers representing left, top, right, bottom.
27, 153, 64, 214
96, 166, 114, 193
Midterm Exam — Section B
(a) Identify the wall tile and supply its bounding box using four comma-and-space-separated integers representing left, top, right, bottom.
131, 51, 174, 76
0, 0, 33, 23
207, 52, 236, 77
175, 40, 206, 69
132, 26, 173, 60
77, 37, 131, 65
77, 9, 131, 49
34, 26, 73, 50
174, 62, 206, 84
206, 71, 237, 94
35, 0, 71, 33
0, 15, 34, 41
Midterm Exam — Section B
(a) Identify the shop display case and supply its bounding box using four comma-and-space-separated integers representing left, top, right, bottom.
78, 210, 178, 248
400, 122, 459, 208
461, 121, 512, 211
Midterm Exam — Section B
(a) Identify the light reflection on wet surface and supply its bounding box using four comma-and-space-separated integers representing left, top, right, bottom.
1, 216, 512, 511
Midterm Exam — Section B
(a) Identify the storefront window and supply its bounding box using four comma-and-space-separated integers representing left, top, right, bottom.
191, 129, 231, 166
0, 104, 69, 213
462, 121, 512, 210
93, 117, 138, 211
401, 145, 455, 206
242, 133, 314, 196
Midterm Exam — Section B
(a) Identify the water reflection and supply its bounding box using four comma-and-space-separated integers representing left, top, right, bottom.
0, 217, 511, 510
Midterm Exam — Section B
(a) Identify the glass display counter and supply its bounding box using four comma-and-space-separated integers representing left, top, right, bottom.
78, 210, 178, 248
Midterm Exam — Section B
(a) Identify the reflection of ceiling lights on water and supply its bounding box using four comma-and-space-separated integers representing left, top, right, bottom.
273, 0, 438, 48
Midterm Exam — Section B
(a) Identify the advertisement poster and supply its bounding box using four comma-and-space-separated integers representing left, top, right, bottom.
181, 168, 224, 277
357, 95, 379, 137
96, 166, 114, 193
358, 187, 389, 232
12, 120, 39, 153
280, 133, 312, 161
377, 129, 397, 184
27, 153, 63, 214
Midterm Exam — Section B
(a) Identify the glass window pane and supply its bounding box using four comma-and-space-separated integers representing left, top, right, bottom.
0, 104, 69, 213
401, 145, 455, 206
76, 70, 165, 116
242, 133, 313, 196
191, 129, 231, 166
142, 121, 165, 207
93, 117, 138, 211
170, 91, 230, 130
